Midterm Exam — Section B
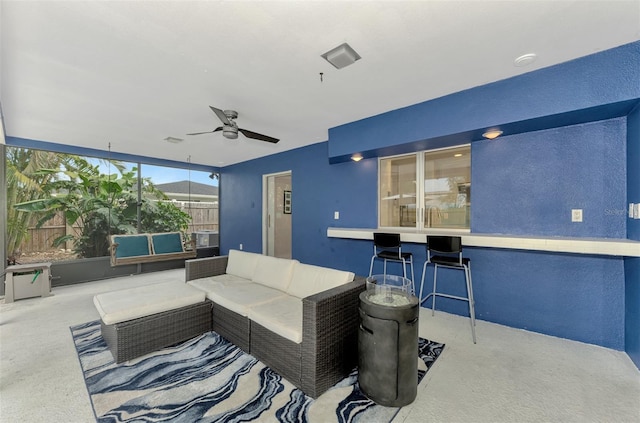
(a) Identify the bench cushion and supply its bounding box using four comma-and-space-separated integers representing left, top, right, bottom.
287, 263, 355, 299
151, 232, 184, 254
248, 296, 302, 343
94, 281, 206, 325
111, 234, 151, 259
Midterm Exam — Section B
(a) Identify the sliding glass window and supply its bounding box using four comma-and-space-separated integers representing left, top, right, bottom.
379, 145, 471, 230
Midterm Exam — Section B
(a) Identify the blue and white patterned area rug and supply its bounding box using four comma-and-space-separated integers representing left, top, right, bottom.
70, 321, 444, 423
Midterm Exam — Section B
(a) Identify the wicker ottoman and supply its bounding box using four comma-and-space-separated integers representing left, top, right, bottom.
94, 281, 212, 363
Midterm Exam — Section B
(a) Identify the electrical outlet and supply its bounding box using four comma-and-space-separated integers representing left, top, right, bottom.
571, 209, 583, 222
334, 211, 340, 220
239, 243, 243, 250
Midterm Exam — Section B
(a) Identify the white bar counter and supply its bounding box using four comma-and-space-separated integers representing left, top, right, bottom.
327, 228, 640, 257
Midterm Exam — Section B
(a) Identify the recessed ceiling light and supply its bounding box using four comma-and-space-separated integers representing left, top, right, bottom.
514, 53, 537, 67
454, 153, 463, 157
164, 137, 184, 144
482, 130, 503, 140
351, 154, 363, 162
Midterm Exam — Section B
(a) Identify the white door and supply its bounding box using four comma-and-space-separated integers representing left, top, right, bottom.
263, 171, 292, 258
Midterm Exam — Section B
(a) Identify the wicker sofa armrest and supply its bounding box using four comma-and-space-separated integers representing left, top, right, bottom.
300, 275, 366, 397
185, 255, 229, 281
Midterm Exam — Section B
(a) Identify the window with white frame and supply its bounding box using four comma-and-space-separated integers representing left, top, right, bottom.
379, 145, 471, 230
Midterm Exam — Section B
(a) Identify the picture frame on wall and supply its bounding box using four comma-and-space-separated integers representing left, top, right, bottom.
284, 190, 292, 214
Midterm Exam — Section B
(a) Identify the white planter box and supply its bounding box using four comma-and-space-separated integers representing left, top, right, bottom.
4, 263, 52, 303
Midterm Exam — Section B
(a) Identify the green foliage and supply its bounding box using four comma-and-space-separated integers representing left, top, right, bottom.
5, 149, 76, 260
12, 153, 192, 259
141, 200, 191, 234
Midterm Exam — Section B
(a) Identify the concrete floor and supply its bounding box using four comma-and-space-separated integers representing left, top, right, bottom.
1, 269, 639, 422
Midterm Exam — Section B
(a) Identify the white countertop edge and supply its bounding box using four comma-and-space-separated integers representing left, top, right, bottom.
327, 228, 640, 257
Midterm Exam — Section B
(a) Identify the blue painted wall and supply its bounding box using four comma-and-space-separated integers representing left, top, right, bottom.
328, 41, 640, 162
628, 104, 640, 240
626, 258, 640, 367
625, 103, 640, 367
220, 43, 640, 352
473, 118, 627, 237
221, 118, 627, 350
220, 142, 377, 266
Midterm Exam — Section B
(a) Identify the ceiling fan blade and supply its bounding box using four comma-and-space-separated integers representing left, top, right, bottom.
209, 106, 231, 125
238, 128, 280, 144
186, 127, 223, 136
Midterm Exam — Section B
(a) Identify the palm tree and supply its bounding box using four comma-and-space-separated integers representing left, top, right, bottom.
5, 148, 64, 263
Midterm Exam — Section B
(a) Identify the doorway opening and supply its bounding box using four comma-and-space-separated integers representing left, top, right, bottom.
262, 171, 292, 258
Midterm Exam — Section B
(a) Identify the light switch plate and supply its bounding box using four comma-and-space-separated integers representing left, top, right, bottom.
334, 211, 340, 220
634, 204, 640, 219
571, 209, 583, 222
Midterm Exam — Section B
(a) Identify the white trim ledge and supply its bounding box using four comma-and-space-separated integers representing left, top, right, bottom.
327, 228, 640, 257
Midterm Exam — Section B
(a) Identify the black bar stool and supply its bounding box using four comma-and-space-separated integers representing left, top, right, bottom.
369, 232, 415, 294
419, 235, 476, 343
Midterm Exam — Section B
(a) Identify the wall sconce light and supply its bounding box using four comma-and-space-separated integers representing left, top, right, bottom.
351, 154, 363, 162
482, 130, 503, 140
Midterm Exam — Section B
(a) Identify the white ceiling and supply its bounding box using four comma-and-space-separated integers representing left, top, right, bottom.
2, 1, 639, 167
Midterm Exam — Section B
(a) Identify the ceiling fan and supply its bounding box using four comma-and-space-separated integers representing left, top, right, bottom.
187, 106, 279, 144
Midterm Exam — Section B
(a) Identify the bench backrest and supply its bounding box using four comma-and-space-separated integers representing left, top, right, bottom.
150, 232, 185, 255
111, 234, 152, 259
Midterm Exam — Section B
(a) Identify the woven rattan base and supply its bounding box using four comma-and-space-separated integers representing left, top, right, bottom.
250, 320, 302, 388
101, 300, 212, 363
212, 304, 250, 352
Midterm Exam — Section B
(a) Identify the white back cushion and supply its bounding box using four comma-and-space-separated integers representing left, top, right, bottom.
287, 263, 355, 299
225, 249, 260, 280
251, 255, 297, 292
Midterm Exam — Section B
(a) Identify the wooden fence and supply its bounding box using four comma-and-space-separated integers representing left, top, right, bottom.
20, 201, 219, 253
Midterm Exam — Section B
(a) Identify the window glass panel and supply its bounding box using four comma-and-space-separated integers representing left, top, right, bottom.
423, 146, 470, 229
378, 145, 471, 230
379, 154, 417, 227
5, 147, 218, 266
140, 164, 219, 236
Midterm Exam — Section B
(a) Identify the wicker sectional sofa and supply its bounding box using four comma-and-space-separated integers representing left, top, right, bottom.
185, 250, 366, 398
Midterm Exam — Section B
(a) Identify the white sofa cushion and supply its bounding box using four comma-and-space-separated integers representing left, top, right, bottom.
248, 296, 303, 343
226, 249, 260, 280
205, 282, 285, 317
287, 263, 355, 299
93, 281, 206, 325
251, 255, 297, 292
187, 274, 252, 292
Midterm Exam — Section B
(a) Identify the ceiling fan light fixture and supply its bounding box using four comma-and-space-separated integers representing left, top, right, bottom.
188, 106, 279, 143
223, 126, 238, 139
322, 43, 361, 69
